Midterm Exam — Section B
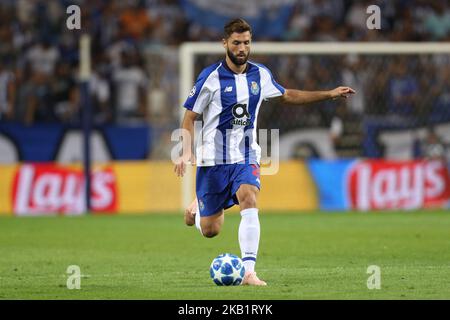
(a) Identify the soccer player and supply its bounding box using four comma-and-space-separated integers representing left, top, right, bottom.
174, 18, 355, 286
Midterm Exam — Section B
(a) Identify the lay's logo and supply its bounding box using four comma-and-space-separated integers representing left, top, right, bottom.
12, 164, 117, 215
347, 159, 450, 211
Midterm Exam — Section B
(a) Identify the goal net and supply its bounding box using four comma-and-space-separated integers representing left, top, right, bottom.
179, 42, 450, 208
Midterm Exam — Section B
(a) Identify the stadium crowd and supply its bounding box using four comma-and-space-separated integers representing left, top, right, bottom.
0, 0, 449, 156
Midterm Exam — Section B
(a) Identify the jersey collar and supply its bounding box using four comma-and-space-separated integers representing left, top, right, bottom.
222, 59, 250, 75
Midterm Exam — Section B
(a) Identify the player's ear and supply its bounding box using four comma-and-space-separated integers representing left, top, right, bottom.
222, 38, 227, 49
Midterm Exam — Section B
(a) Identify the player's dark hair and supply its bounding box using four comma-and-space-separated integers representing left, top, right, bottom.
224, 18, 252, 39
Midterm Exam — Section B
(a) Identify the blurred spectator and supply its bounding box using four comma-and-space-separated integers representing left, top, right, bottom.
15, 0, 36, 26
0, 61, 15, 121
119, 2, 153, 41
113, 51, 148, 124
13, 63, 33, 124
312, 15, 340, 41
422, 1, 450, 41
50, 62, 78, 123
329, 105, 345, 147
147, 75, 168, 124
365, 59, 389, 115
90, 68, 112, 125
58, 31, 79, 65
24, 70, 54, 124
429, 65, 450, 123
283, 3, 309, 41
98, 1, 120, 49
345, 0, 369, 39
387, 58, 419, 117
340, 54, 367, 114
420, 128, 447, 161
390, 6, 422, 41
25, 38, 60, 77
0, 8, 14, 60
107, 34, 137, 70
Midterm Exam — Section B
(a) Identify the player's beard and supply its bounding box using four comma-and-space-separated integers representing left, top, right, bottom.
227, 48, 249, 66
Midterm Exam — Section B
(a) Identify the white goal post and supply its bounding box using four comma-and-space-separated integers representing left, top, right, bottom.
178, 42, 450, 210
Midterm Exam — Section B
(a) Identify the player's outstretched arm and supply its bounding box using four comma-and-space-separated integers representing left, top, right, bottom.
174, 110, 198, 177
280, 86, 356, 105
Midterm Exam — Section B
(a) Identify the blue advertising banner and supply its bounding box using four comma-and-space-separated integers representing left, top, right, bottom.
0, 123, 151, 163
179, 0, 295, 39
307, 159, 355, 211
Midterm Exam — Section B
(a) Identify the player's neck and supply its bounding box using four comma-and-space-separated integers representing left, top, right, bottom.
224, 56, 247, 74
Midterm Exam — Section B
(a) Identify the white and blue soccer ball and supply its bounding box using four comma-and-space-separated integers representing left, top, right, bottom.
209, 253, 245, 286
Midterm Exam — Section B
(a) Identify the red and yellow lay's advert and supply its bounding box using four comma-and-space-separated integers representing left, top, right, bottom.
0, 161, 185, 215
0, 161, 318, 215
308, 159, 450, 211
348, 159, 450, 210
11, 164, 117, 215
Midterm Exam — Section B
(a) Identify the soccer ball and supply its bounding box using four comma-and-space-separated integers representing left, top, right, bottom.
209, 253, 245, 286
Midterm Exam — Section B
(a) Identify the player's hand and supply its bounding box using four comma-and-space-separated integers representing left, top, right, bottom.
330, 86, 356, 99
174, 153, 195, 177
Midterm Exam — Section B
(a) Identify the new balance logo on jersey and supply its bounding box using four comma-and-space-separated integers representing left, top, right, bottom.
224, 86, 233, 93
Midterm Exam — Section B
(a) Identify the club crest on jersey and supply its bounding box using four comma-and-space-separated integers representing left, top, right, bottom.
250, 81, 260, 95
231, 103, 251, 126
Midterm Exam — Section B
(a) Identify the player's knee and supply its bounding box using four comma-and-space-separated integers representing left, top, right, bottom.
239, 192, 257, 208
202, 229, 219, 238
202, 225, 220, 238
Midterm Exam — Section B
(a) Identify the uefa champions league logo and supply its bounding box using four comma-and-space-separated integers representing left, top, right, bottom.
189, 86, 196, 98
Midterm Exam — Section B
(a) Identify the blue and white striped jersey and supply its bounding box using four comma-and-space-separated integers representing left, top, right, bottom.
184, 60, 285, 166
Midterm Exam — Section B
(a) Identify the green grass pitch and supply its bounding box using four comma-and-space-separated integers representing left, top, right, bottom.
0, 211, 449, 299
